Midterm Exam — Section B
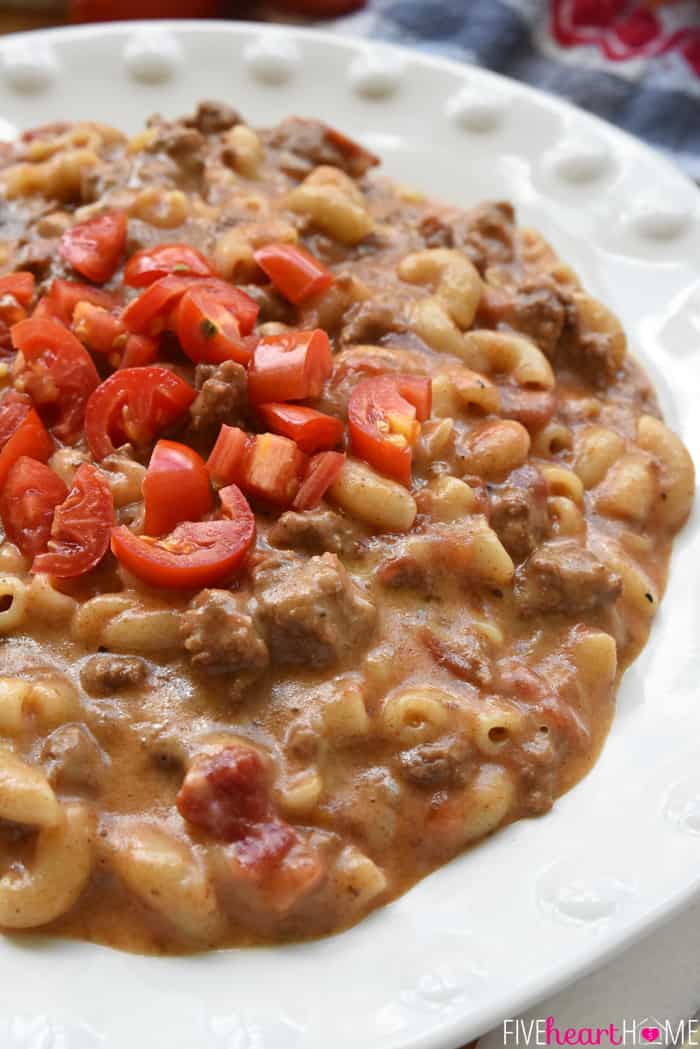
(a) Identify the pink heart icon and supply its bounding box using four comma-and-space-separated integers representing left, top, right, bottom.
641, 1028, 660, 1043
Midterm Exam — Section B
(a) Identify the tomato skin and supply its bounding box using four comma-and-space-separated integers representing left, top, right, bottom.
0, 272, 35, 308
257, 402, 344, 454
293, 451, 346, 510
72, 301, 125, 354
121, 274, 196, 335
11, 317, 100, 444
176, 285, 257, 366
253, 243, 334, 305
207, 425, 251, 486
348, 376, 421, 486
59, 211, 127, 284
110, 482, 255, 591
0, 396, 53, 489
143, 439, 213, 537
84, 366, 196, 460
247, 330, 333, 404
124, 244, 215, 288
118, 333, 160, 370
32, 462, 114, 578
0, 456, 68, 558
35, 279, 121, 326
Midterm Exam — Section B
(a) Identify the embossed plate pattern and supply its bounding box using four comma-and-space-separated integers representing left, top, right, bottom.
0, 20, 699, 1049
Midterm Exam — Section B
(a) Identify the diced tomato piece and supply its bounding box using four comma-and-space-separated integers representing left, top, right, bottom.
207, 425, 251, 487
176, 284, 257, 366
247, 330, 333, 404
348, 375, 421, 486
176, 744, 270, 841
121, 274, 197, 335
0, 394, 53, 489
207, 426, 307, 506
256, 403, 344, 454
228, 822, 325, 915
143, 439, 213, 536
396, 374, 432, 422
118, 333, 160, 370
11, 317, 100, 444
84, 366, 196, 460
0, 272, 35, 308
243, 433, 308, 506
0, 456, 68, 558
59, 211, 127, 284
123, 243, 215, 288
292, 450, 346, 511
32, 462, 114, 578
34, 279, 121, 326
72, 301, 125, 354
59, 211, 127, 285
110, 481, 255, 590
253, 243, 334, 305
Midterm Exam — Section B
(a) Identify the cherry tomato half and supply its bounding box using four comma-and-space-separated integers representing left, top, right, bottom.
72, 301, 125, 354
247, 330, 333, 404
293, 451, 346, 511
118, 333, 160, 370
12, 317, 100, 444
207, 424, 250, 486
84, 366, 196, 460
59, 211, 127, 284
0, 394, 53, 489
257, 402, 344, 454
176, 284, 258, 366
0, 456, 68, 558
0, 272, 35, 308
193, 279, 259, 335
124, 244, 215, 288
121, 274, 198, 335
143, 439, 213, 537
110, 482, 255, 591
34, 279, 121, 326
253, 243, 334, 305
32, 462, 114, 578
348, 375, 421, 486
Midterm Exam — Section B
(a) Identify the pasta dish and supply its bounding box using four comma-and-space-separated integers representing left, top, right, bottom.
0, 103, 693, 952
